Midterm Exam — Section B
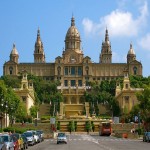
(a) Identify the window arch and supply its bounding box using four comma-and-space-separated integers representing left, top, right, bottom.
125, 84, 128, 89
57, 66, 61, 76
133, 66, 137, 75
9, 66, 13, 75
85, 66, 89, 75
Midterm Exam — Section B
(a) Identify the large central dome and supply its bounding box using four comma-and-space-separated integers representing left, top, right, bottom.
65, 16, 80, 38
65, 16, 81, 52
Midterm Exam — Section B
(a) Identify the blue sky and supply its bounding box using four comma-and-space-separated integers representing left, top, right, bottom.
0, 0, 150, 77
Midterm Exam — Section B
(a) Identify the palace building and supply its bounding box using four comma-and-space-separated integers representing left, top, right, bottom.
3, 16, 142, 117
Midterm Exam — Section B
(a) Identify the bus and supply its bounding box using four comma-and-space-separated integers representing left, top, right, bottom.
99, 122, 112, 136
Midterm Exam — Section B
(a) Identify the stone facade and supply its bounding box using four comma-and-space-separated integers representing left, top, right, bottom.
3, 16, 142, 117
14, 71, 35, 114
115, 75, 143, 113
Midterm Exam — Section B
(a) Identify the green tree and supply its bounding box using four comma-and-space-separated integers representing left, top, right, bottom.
5, 87, 20, 126
85, 121, 92, 133
68, 121, 75, 133
15, 101, 27, 123
1, 75, 21, 88
136, 86, 150, 123
30, 105, 39, 118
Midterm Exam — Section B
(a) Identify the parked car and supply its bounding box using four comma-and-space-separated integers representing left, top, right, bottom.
11, 133, 24, 150
21, 134, 28, 149
0, 134, 14, 150
57, 133, 67, 144
11, 135, 19, 150
0, 136, 7, 150
24, 132, 35, 146
28, 130, 40, 143
36, 130, 44, 141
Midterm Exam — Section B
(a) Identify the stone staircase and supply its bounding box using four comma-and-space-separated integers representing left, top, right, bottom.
39, 104, 50, 118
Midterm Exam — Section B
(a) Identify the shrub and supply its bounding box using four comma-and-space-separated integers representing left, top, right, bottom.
3, 127, 26, 134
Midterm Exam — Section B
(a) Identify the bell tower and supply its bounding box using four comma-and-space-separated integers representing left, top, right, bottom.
34, 28, 45, 63
99, 28, 112, 63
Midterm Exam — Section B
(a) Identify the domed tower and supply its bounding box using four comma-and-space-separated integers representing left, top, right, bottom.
34, 28, 45, 63
127, 43, 136, 63
10, 43, 19, 63
62, 16, 83, 64
65, 16, 82, 53
99, 28, 112, 63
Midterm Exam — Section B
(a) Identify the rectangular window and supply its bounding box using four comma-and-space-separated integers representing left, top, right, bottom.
64, 67, 68, 75
64, 80, 68, 86
78, 80, 82, 86
78, 67, 82, 75
71, 67, 75, 75
71, 80, 76, 86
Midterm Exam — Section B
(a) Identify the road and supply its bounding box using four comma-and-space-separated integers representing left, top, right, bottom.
28, 133, 150, 150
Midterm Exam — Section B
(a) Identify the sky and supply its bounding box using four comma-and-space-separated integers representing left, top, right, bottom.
0, 0, 150, 77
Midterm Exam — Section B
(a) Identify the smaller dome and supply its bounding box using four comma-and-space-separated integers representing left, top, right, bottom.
128, 43, 135, 55
11, 43, 18, 55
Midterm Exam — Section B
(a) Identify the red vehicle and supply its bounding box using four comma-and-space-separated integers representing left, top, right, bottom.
11, 135, 19, 150
99, 122, 112, 136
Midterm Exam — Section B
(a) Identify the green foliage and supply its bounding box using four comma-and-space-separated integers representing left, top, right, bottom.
130, 75, 150, 88
0, 80, 21, 126
1, 75, 21, 88
136, 86, 150, 123
30, 105, 39, 118
41, 115, 50, 121
85, 121, 92, 132
56, 121, 60, 130
91, 121, 95, 132
68, 121, 75, 132
74, 121, 77, 131
3, 127, 27, 134
84, 79, 120, 116
27, 74, 63, 112
15, 101, 27, 123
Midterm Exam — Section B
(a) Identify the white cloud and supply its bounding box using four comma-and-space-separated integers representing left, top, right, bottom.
82, 1, 148, 37
82, 18, 100, 37
138, 33, 150, 51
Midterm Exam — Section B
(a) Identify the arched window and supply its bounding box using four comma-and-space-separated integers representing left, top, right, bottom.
23, 84, 26, 89
85, 66, 89, 75
9, 66, 13, 75
57, 66, 61, 76
133, 66, 137, 75
125, 84, 128, 89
